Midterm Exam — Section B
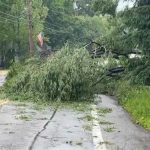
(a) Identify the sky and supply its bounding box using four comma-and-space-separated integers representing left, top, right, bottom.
117, 0, 135, 11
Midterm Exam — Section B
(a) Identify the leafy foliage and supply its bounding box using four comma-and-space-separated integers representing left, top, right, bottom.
5, 45, 104, 102
0, 0, 48, 67
43, 0, 108, 49
93, 0, 119, 16
94, 0, 150, 87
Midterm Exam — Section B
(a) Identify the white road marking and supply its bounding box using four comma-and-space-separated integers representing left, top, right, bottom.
91, 104, 107, 150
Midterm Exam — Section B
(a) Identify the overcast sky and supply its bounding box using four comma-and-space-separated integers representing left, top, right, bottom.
117, 0, 135, 11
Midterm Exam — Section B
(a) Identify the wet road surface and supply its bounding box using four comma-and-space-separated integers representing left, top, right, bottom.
0, 103, 93, 150
0, 74, 150, 150
0, 74, 94, 150
96, 95, 150, 150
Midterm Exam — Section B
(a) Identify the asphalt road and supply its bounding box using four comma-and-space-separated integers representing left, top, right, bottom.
0, 75, 94, 150
0, 75, 150, 150
0, 102, 93, 150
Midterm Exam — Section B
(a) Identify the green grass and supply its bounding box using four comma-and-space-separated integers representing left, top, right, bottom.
97, 107, 112, 115
118, 84, 150, 130
82, 124, 92, 131
16, 114, 32, 121
103, 126, 115, 132
79, 114, 96, 122
57, 101, 92, 112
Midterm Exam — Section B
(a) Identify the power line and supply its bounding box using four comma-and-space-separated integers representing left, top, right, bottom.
0, 6, 27, 21
0, 12, 70, 34
44, 26, 68, 34
0, 19, 13, 24
0, 10, 20, 19
0, 1, 28, 20
44, 21, 64, 29
0, 16, 66, 35
0, 1, 26, 17
0, 14, 59, 31
0, 9, 64, 29
0, 14, 28, 25
0, 8, 73, 35
0, 31, 16, 37
0, 4, 72, 27
0, 15, 19, 23
0, 1, 12, 9
0, 1, 70, 28
0, 1, 67, 14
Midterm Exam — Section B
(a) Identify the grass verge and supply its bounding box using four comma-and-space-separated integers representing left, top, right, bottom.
117, 83, 150, 130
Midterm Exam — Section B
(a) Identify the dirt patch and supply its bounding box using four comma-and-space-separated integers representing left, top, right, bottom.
0, 100, 9, 106
0, 70, 8, 76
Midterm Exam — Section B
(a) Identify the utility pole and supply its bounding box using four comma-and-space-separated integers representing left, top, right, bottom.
27, 0, 34, 56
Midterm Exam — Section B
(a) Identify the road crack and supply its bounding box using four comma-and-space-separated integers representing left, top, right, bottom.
28, 107, 58, 150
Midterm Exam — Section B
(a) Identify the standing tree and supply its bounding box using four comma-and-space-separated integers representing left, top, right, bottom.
122, 0, 150, 56
93, 0, 119, 16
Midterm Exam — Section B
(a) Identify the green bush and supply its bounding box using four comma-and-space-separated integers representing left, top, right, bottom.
5, 45, 104, 102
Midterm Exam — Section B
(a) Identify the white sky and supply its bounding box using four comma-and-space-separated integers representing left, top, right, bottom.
117, 0, 135, 11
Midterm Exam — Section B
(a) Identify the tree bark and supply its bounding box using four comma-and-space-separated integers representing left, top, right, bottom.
27, 0, 34, 56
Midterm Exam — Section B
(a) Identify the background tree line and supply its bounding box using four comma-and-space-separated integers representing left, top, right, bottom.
0, 0, 104, 67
